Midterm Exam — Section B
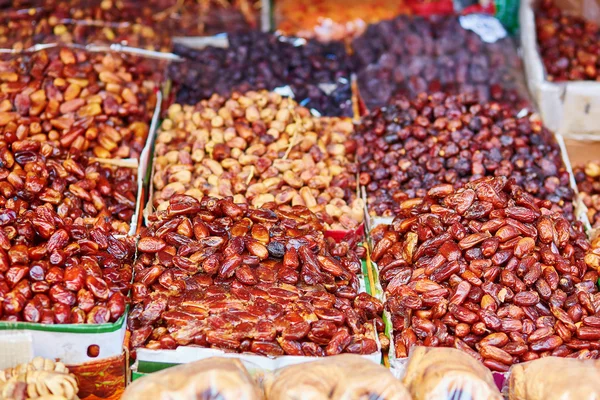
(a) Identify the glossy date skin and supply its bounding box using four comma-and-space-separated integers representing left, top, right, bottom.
129, 195, 384, 355
353, 92, 574, 219
0, 203, 135, 324
371, 177, 600, 370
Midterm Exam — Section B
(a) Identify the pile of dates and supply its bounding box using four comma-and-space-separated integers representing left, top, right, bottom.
0, 204, 135, 324
536, 0, 600, 81
0, 0, 261, 51
0, 145, 138, 234
153, 90, 362, 231
371, 177, 600, 371
0, 5, 169, 51
150, 0, 261, 38
170, 31, 354, 117
129, 195, 384, 355
353, 93, 574, 219
574, 161, 600, 229
353, 15, 531, 111
0, 46, 164, 159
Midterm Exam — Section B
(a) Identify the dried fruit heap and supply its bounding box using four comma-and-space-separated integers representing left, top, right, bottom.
371, 177, 599, 371
170, 31, 354, 117
0, 46, 150, 325
353, 15, 530, 111
536, 0, 600, 81
0, 150, 137, 234
0, 204, 135, 324
354, 93, 574, 219
574, 161, 600, 229
0, 46, 162, 159
130, 195, 384, 355
0, 0, 259, 51
0, 357, 79, 400
153, 90, 362, 231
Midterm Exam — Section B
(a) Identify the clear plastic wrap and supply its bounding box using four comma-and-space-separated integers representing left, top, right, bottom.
352, 14, 533, 113
123, 358, 264, 400
274, 0, 412, 42
508, 357, 600, 400
263, 354, 411, 400
402, 347, 503, 400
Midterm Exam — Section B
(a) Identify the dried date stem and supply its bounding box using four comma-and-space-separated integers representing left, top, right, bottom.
130, 195, 384, 355
371, 176, 599, 370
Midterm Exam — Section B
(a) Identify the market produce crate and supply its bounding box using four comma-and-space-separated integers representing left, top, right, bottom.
0, 47, 165, 363
131, 258, 382, 375
520, 0, 600, 138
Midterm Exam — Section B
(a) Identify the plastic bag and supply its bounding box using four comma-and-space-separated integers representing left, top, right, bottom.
402, 347, 502, 400
263, 354, 411, 400
508, 357, 600, 400
274, 0, 412, 42
123, 358, 264, 400
169, 31, 354, 116
352, 14, 532, 113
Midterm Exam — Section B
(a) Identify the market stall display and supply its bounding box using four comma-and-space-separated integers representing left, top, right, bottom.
152, 91, 363, 231
521, 0, 600, 136
534, 0, 599, 82
0, 47, 162, 160
403, 346, 502, 400
0, 0, 265, 51
353, 93, 573, 219
370, 176, 598, 370
274, 0, 412, 42
0, 0, 599, 397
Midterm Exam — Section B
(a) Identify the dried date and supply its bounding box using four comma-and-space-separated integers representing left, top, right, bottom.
129, 195, 382, 355
372, 177, 598, 366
